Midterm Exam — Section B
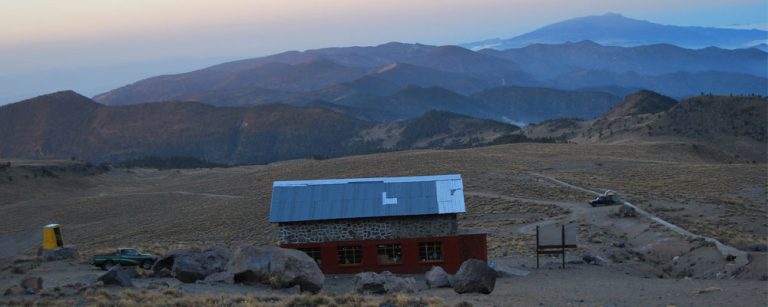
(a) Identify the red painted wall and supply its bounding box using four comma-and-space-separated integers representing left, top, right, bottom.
281, 233, 487, 274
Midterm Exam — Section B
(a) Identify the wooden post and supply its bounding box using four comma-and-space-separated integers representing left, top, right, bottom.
561, 225, 565, 269
536, 225, 540, 269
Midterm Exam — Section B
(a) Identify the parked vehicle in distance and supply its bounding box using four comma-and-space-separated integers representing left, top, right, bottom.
92, 248, 157, 270
589, 190, 619, 207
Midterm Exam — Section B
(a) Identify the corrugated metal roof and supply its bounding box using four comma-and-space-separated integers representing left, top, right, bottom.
269, 174, 465, 223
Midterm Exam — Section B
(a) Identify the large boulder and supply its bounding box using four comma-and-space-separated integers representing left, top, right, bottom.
204, 271, 234, 284
425, 266, 451, 288
152, 249, 193, 273
153, 247, 232, 283
3, 285, 24, 296
354, 271, 417, 294
172, 255, 209, 283
97, 265, 134, 287
227, 245, 324, 293
39, 245, 79, 262
20, 277, 43, 293
616, 205, 637, 218
451, 259, 496, 294
582, 253, 609, 266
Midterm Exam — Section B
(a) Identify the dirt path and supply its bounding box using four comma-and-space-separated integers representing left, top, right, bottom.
465, 191, 588, 235
526, 172, 750, 274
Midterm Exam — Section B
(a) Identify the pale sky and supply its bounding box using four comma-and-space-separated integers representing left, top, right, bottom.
0, 0, 766, 103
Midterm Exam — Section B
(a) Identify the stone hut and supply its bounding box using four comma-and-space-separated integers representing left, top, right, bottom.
269, 174, 487, 274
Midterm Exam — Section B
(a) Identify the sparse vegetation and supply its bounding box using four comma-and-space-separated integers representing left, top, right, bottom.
0, 289, 449, 307
117, 156, 228, 170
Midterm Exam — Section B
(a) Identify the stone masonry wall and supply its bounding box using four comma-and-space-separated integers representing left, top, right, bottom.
278, 214, 458, 244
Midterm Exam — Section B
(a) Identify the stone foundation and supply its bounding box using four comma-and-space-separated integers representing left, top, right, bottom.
278, 214, 457, 244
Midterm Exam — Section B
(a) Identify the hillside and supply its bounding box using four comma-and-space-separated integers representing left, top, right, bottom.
358, 110, 521, 149
463, 13, 768, 50
0, 91, 521, 164
471, 86, 620, 124
527, 91, 768, 162
295, 85, 624, 124
550, 69, 768, 98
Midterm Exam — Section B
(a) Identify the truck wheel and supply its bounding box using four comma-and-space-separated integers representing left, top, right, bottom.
142, 260, 153, 270
104, 261, 115, 270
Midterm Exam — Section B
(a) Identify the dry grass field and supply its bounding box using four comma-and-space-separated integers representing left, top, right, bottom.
0, 142, 764, 257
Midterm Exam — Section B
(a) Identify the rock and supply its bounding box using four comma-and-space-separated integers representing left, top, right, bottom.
607, 250, 631, 263
4, 285, 25, 296
155, 247, 232, 283
204, 271, 234, 284
617, 205, 637, 218
154, 268, 172, 278
694, 286, 721, 294
11, 263, 36, 274
354, 271, 417, 294
39, 245, 79, 262
228, 245, 324, 293
152, 249, 193, 273
582, 254, 609, 266
748, 243, 768, 252
172, 255, 209, 283
97, 265, 134, 287
425, 266, 451, 288
613, 242, 626, 248
20, 276, 43, 293
451, 259, 496, 294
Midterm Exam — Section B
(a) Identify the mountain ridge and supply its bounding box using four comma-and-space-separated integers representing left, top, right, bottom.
0, 91, 523, 164
462, 13, 768, 50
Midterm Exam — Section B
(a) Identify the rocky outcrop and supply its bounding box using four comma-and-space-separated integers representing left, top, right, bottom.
616, 205, 637, 218
172, 255, 209, 283
153, 247, 232, 283
204, 271, 235, 284
39, 245, 78, 262
228, 245, 324, 293
151, 245, 324, 292
451, 259, 496, 294
3, 286, 25, 296
583, 254, 610, 266
20, 277, 43, 293
97, 265, 134, 287
4, 277, 44, 295
425, 266, 451, 288
354, 271, 417, 294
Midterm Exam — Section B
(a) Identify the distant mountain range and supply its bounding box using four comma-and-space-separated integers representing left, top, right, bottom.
462, 13, 768, 50
0, 91, 523, 164
5, 90, 764, 165
93, 40, 767, 119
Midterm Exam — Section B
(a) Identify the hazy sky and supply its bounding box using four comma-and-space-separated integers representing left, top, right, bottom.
1, 0, 766, 103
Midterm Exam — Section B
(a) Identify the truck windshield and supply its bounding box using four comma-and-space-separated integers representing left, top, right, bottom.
121, 249, 139, 256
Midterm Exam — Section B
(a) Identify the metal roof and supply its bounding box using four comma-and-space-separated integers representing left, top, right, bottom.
269, 174, 465, 223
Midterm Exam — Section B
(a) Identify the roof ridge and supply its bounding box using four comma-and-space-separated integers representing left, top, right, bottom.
273, 174, 462, 187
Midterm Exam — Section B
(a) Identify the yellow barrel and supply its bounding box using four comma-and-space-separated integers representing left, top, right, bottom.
42, 224, 63, 249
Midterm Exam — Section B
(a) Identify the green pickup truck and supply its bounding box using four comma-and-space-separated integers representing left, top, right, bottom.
92, 248, 157, 270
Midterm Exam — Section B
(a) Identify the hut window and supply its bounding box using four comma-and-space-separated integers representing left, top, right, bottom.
337, 246, 362, 265
376, 244, 403, 264
418, 242, 443, 262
